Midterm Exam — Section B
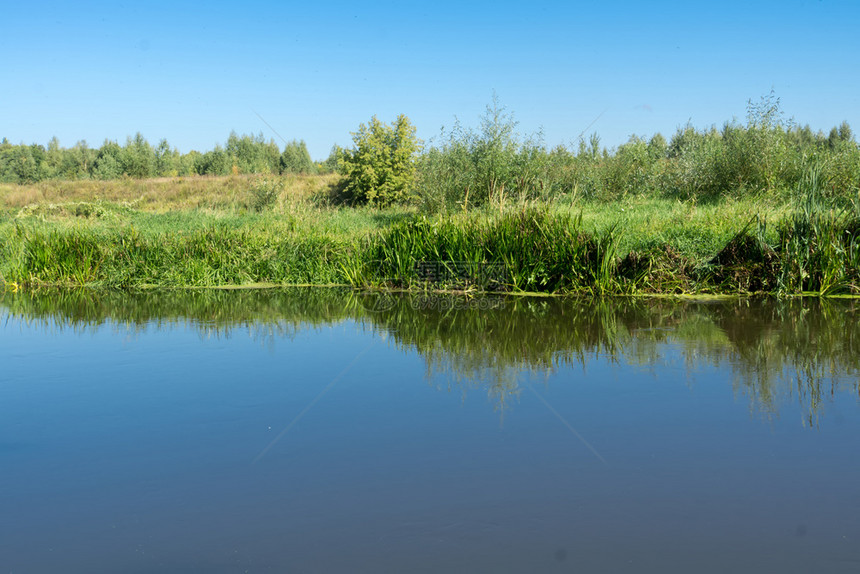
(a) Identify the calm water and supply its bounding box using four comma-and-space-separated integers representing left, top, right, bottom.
1, 290, 859, 573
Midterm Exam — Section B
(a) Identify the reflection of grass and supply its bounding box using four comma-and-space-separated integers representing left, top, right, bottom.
2, 288, 858, 424
666, 299, 860, 424
0, 287, 357, 334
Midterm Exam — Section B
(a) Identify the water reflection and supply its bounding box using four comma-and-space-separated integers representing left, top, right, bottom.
2, 288, 858, 424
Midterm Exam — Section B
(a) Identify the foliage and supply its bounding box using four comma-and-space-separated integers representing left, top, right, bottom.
122, 133, 156, 179
2, 169, 860, 296
93, 140, 125, 180
226, 131, 281, 174
338, 114, 421, 206
1, 92, 856, 214
196, 145, 231, 176
415, 96, 551, 212
280, 140, 315, 174
321, 145, 342, 174
155, 138, 183, 177
248, 178, 283, 212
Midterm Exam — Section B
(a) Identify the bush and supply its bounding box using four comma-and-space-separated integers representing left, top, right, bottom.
248, 178, 283, 212
339, 114, 420, 206
414, 97, 552, 212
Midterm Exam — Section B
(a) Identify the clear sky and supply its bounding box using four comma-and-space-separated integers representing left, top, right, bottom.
3, 0, 858, 159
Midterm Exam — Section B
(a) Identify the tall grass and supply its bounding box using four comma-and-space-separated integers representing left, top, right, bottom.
2, 160, 859, 296
776, 161, 860, 294
4, 221, 354, 288
355, 207, 629, 294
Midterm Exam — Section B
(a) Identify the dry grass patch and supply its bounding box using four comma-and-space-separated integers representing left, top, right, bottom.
0, 173, 343, 213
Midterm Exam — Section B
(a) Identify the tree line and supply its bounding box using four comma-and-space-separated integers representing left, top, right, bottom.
4, 93, 859, 212
339, 93, 860, 210
0, 131, 335, 184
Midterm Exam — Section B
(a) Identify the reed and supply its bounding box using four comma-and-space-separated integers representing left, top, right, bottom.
358, 207, 623, 294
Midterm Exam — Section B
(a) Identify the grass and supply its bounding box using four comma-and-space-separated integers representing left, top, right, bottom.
0, 173, 340, 212
1, 173, 858, 296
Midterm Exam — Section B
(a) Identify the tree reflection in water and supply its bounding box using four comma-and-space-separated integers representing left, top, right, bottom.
3, 288, 857, 424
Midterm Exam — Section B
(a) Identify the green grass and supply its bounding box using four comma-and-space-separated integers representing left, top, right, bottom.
574, 195, 789, 259
1, 173, 858, 296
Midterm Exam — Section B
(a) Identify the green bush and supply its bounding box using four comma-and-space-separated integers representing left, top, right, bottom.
248, 178, 283, 212
339, 114, 421, 206
414, 97, 552, 212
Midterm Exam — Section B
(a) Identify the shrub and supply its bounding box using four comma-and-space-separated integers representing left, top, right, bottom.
248, 178, 283, 212
414, 97, 552, 212
339, 114, 421, 206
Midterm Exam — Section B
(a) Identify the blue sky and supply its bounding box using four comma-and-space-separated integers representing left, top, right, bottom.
2, 0, 858, 159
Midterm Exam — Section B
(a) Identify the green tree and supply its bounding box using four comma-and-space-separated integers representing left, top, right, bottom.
743, 90, 791, 191
226, 131, 280, 174
195, 145, 230, 176
837, 121, 854, 143
155, 138, 181, 176
178, 150, 199, 176
470, 97, 521, 203
93, 140, 124, 180
64, 140, 95, 178
280, 140, 315, 174
43, 136, 64, 179
0, 139, 14, 182
122, 133, 156, 178
3, 145, 41, 183
414, 97, 553, 211
339, 114, 421, 205
321, 145, 342, 173
647, 133, 667, 160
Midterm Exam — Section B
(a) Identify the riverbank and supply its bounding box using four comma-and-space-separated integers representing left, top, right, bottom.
1, 174, 857, 295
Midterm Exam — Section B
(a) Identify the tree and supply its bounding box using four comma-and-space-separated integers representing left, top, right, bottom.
93, 140, 124, 180
155, 138, 180, 176
226, 131, 280, 174
122, 132, 156, 178
43, 136, 63, 179
647, 133, 667, 160
829, 121, 855, 149
321, 145, 342, 173
280, 140, 315, 174
339, 114, 421, 206
837, 121, 854, 143
65, 140, 95, 178
195, 145, 230, 176
5, 145, 41, 183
